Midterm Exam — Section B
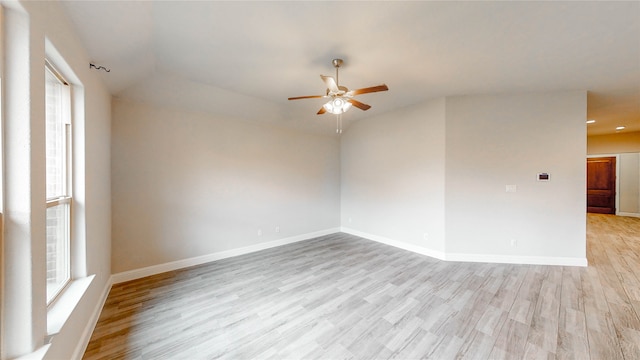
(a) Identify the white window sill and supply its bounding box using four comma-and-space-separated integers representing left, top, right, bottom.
15, 344, 50, 360
47, 274, 95, 337
17, 276, 95, 360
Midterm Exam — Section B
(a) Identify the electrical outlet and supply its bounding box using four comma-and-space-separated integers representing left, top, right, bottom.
258, 229, 262, 236
510, 238, 517, 247
423, 233, 429, 241
506, 185, 517, 193
275, 226, 280, 233
348, 217, 352, 223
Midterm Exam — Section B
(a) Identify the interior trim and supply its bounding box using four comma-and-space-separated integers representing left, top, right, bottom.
342, 227, 588, 267
70, 278, 112, 360
111, 228, 341, 284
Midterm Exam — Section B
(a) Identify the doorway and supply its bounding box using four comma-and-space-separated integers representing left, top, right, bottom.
587, 156, 616, 214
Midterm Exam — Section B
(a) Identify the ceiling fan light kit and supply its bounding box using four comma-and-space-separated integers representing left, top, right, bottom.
323, 97, 352, 115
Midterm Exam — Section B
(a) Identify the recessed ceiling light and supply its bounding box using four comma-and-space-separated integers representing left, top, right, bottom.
616, 126, 626, 130
586, 120, 596, 124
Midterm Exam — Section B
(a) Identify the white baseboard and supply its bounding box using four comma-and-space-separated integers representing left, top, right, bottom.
618, 212, 640, 218
71, 276, 113, 360
444, 253, 587, 267
111, 228, 341, 284
342, 227, 587, 267
341, 227, 446, 261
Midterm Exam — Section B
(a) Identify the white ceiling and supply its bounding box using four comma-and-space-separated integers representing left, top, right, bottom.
60, 1, 640, 135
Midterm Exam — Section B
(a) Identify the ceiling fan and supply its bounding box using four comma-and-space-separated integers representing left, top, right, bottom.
288, 59, 389, 115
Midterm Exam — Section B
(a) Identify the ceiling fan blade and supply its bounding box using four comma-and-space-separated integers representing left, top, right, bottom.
321, 75, 340, 93
350, 84, 389, 96
288, 95, 325, 100
347, 98, 371, 111
317, 107, 327, 115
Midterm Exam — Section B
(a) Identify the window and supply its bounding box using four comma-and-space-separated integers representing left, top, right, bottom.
45, 60, 72, 304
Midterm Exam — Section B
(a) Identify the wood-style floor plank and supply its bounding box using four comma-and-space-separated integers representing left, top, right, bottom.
84, 214, 640, 359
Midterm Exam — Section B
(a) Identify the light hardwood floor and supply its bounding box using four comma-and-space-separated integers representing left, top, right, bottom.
84, 214, 640, 359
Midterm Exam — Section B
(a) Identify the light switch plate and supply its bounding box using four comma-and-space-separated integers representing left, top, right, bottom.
506, 185, 517, 193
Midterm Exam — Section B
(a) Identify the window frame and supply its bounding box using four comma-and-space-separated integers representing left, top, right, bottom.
44, 59, 73, 306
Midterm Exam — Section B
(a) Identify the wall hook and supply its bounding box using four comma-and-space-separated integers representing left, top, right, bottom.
89, 63, 111, 73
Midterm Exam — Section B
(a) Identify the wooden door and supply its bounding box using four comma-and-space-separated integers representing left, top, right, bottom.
587, 157, 616, 214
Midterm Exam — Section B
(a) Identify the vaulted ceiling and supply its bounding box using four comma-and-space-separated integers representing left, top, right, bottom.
61, 1, 640, 135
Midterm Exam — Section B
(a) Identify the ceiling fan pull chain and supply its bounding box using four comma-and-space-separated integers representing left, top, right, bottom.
336, 114, 343, 134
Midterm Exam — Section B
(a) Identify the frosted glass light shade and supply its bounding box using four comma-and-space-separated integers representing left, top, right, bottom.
323, 97, 352, 114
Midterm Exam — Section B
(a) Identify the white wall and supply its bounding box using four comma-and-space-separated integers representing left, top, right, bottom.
340, 99, 446, 254
1, 1, 112, 359
111, 99, 341, 273
619, 153, 640, 215
340, 91, 587, 265
445, 92, 587, 262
